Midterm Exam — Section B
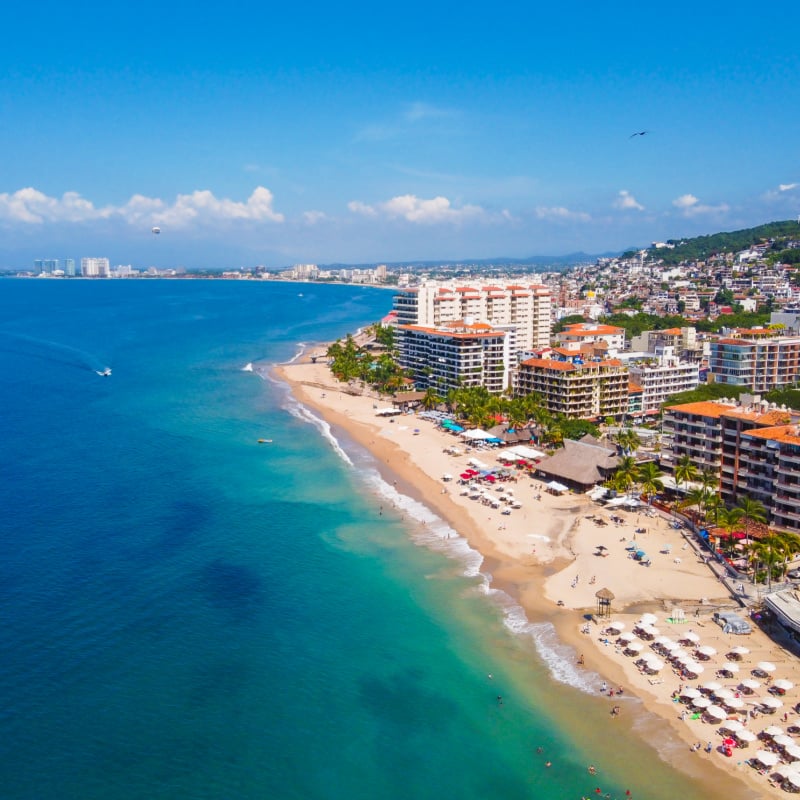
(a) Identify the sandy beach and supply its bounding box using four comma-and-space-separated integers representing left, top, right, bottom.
276, 351, 800, 799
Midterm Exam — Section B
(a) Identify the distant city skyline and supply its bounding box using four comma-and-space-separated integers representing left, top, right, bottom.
1, 2, 799, 269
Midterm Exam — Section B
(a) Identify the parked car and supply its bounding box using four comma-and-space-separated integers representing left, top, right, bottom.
787, 568, 800, 580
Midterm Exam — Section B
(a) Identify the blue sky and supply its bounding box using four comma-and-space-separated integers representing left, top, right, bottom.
1, 1, 799, 268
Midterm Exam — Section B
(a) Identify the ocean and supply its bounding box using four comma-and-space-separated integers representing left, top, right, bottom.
0, 279, 719, 799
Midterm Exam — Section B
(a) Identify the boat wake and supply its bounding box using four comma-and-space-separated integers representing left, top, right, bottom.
0, 331, 107, 374
241, 362, 254, 372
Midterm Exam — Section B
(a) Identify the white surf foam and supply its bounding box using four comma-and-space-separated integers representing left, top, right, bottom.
270, 385, 602, 695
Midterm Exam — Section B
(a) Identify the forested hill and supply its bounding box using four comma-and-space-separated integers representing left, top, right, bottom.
625, 220, 800, 265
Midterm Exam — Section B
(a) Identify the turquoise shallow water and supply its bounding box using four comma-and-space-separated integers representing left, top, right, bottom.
0, 279, 721, 799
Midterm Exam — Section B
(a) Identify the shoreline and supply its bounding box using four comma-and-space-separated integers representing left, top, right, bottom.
274, 351, 793, 799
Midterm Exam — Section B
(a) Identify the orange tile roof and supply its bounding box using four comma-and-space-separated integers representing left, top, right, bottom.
664, 400, 737, 418
562, 323, 624, 336
628, 383, 643, 393
520, 358, 575, 371
744, 424, 800, 445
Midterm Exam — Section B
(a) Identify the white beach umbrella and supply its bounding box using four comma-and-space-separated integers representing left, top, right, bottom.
774, 679, 795, 691
645, 657, 665, 671
661, 640, 680, 652
787, 772, 800, 789
719, 662, 739, 674
787, 720, 800, 732
606, 621, 625, 632
740, 679, 761, 691
728, 645, 750, 657
704, 704, 726, 720
757, 661, 777, 673
702, 680, 722, 693
762, 697, 784, 709
736, 729, 756, 742
618, 631, 635, 643
692, 696, 711, 708
639, 612, 658, 625
774, 734, 795, 747
653, 635, 672, 645
681, 687, 702, 699
714, 688, 734, 700
625, 642, 643, 653
724, 698, 745, 710
754, 750, 780, 767
670, 648, 690, 661
786, 744, 800, 762
696, 645, 717, 657
642, 625, 660, 637
763, 725, 785, 737
773, 764, 800, 780
720, 719, 744, 732
684, 662, 705, 676
681, 631, 701, 644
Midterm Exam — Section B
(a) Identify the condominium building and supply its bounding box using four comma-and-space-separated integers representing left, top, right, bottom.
396, 321, 509, 395
708, 334, 800, 392
515, 357, 629, 420
80, 257, 110, 277
556, 322, 626, 352
392, 281, 552, 354
627, 348, 700, 413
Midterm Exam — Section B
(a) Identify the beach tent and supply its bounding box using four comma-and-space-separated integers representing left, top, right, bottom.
460, 428, 494, 441
506, 444, 546, 461
546, 480, 568, 494
375, 407, 402, 416
713, 611, 752, 635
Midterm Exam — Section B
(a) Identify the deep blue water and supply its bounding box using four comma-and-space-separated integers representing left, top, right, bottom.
0, 279, 716, 799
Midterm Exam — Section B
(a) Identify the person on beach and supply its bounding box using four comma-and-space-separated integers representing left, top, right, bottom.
578, 654, 585, 666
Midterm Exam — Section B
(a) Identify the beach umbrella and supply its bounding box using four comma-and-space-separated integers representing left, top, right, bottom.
774, 734, 795, 747
671, 648, 690, 661
762, 696, 784, 709
681, 631, 701, 644
722, 737, 737, 748
719, 662, 739, 674
645, 657, 665, 671
714, 688, 734, 700
736, 729, 756, 742
625, 642, 643, 653
724, 698, 745, 709
754, 750, 780, 767
787, 720, 800, 732
661, 640, 680, 652
606, 621, 625, 632
757, 661, 777, 673
681, 687, 702, 699
653, 634, 672, 645
684, 662, 705, 676
774, 764, 800, 780
639, 612, 658, 626
704, 704, 726, 720
720, 719, 744, 732
692, 696, 711, 708
787, 772, 800, 789
702, 680, 722, 693
775, 679, 795, 691
696, 645, 717, 658
786, 745, 800, 762
728, 645, 750, 658
618, 631, 635, 643
642, 625, 660, 637
763, 725, 784, 737
740, 679, 761, 691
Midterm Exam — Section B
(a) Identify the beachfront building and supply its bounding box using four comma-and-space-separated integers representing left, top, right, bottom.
629, 327, 703, 362
534, 436, 620, 491
515, 357, 629, 420
392, 281, 552, 355
396, 320, 509, 395
627, 348, 700, 413
661, 396, 800, 528
80, 257, 110, 277
556, 322, 626, 352
708, 333, 800, 392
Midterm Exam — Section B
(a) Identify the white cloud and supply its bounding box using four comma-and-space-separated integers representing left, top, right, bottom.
403, 102, 455, 122
348, 194, 486, 224
534, 206, 591, 223
613, 190, 644, 211
303, 210, 328, 225
0, 186, 284, 227
672, 193, 729, 217
779, 183, 798, 192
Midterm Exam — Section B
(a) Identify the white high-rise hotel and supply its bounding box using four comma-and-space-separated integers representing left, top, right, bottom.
393, 281, 552, 355
80, 257, 110, 277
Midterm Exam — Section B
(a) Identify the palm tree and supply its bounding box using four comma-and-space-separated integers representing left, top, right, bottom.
704, 494, 724, 527
422, 388, 443, 411
613, 455, 639, 495
736, 496, 767, 547
674, 454, 699, 495
680, 486, 707, 520
637, 462, 665, 506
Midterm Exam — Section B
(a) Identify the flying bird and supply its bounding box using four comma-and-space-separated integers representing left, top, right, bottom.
629, 130, 649, 138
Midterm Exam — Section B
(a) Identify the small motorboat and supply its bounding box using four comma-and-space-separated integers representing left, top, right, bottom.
96, 367, 112, 377
257, 439, 273, 444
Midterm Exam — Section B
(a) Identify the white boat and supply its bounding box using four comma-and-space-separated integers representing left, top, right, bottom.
242, 363, 254, 372
96, 367, 111, 377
